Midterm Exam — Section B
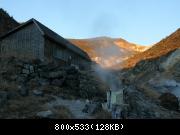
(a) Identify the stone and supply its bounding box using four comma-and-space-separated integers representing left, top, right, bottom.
0, 91, 8, 107
49, 71, 65, 79
38, 79, 49, 86
18, 86, 29, 97
24, 64, 30, 69
33, 90, 44, 97
22, 69, 30, 74
16, 76, 27, 83
82, 102, 100, 114
159, 93, 179, 111
51, 79, 64, 87
29, 66, 34, 73
36, 110, 53, 118
15, 61, 24, 67
66, 66, 78, 75
39, 72, 48, 78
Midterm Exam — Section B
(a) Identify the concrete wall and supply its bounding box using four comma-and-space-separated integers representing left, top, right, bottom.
0, 23, 44, 60
107, 90, 124, 110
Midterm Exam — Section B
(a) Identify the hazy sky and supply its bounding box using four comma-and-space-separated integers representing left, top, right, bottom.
1, 0, 180, 45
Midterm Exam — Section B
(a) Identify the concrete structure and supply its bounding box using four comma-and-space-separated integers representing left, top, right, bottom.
0, 18, 91, 67
104, 89, 124, 119
107, 90, 124, 110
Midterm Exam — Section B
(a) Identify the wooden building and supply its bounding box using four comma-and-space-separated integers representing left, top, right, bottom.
0, 18, 91, 66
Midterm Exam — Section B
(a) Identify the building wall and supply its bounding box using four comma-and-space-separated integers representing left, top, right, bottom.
0, 23, 44, 60
44, 38, 88, 66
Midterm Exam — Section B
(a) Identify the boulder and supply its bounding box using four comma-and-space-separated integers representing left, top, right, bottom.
40, 71, 65, 79
38, 79, 49, 86
15, 61, 24, 68
82, 101, 101, 114
51, 79, 65, 87
159, 93, 179, 111
24, 64, 30, 69
49, 71, 65, 79
36, 110, 53, 118
33, 90, 44, 97
22, 69, 30, 74
29, 66, 34, 73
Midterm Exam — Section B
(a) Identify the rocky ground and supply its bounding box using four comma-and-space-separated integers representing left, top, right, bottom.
0, 56, 109, 119
0, 48, 180, 119
119, 48, 180, 118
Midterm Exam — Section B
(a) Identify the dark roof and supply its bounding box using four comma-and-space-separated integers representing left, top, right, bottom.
0, 18, 90, 60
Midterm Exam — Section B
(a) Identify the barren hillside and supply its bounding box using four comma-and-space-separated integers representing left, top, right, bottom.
0, 8, 20, 36
123, 28, 180, 69
69, 37, 148, 68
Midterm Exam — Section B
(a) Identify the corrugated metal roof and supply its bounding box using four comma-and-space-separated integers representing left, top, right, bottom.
0, 18, 91, 60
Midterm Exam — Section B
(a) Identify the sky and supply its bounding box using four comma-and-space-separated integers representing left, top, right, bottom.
1, 0, 180, 45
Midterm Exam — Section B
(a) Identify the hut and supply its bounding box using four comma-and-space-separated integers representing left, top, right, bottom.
0, 18, 91, 67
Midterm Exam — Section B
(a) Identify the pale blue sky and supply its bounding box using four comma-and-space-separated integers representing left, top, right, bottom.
1, 0, 180, 45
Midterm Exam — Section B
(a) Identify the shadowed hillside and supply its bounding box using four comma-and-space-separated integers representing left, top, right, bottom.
0, 8, 20, 36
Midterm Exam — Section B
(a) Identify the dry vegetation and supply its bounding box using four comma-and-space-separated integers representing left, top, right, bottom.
123, 28, 180, 69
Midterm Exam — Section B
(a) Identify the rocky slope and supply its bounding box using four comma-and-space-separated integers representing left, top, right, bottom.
69, 37, 148, 68
0, 8, 20, 36
122, 28, 180, 69
119, 48, 180, 118
116, 28, 180, 118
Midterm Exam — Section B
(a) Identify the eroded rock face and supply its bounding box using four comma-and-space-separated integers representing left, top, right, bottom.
160, 49, 180, 71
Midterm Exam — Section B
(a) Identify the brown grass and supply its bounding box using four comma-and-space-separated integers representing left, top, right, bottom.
123, 28, 180, 69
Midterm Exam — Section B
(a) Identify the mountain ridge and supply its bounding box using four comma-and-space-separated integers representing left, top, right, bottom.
69, 37, 148, 67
